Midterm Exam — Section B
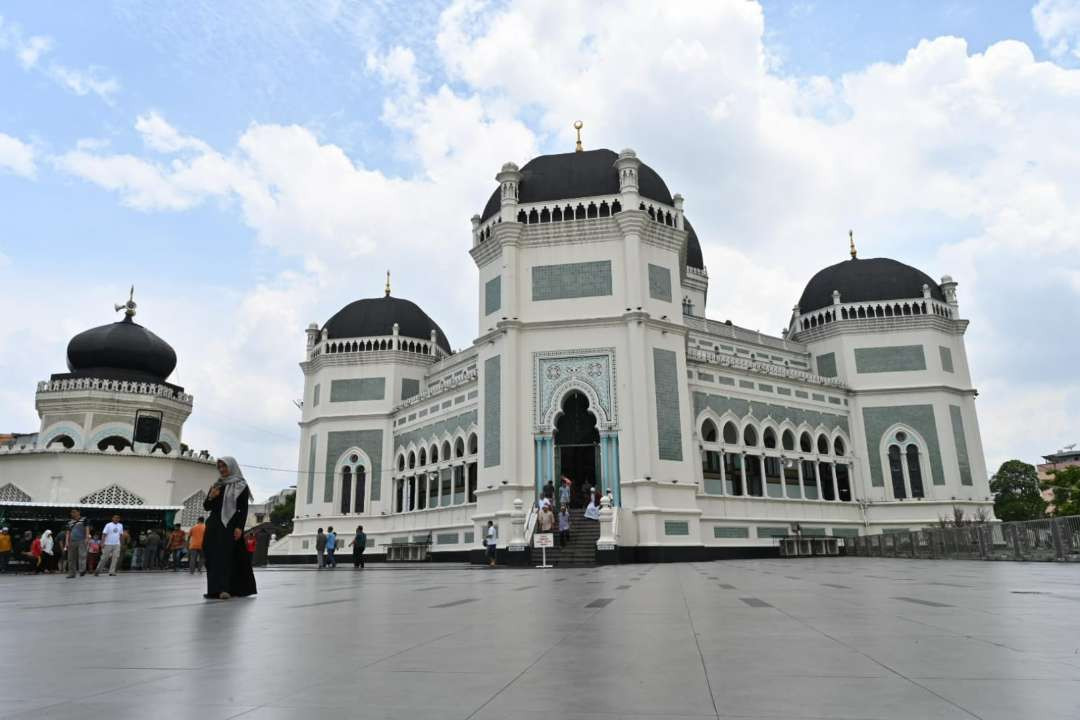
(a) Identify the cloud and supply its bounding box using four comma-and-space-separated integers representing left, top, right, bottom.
0, 131, 35, 177
0, 14, 119, 102
1033, 0, 1080, 59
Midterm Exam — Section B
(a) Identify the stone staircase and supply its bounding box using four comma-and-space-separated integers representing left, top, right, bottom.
530, 514, 601, 567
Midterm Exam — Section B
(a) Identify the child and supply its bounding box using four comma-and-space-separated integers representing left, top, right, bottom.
87, 532, 102, 574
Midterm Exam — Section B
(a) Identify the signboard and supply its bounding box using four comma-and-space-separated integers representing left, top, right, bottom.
534, 533, 554, 548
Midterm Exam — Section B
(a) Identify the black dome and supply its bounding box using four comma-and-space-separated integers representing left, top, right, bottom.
480, 148, 674, 222
66, 317, 178, 383
323, 295, 451, 353
798, 257, 944, 314
685, 219, 704, 271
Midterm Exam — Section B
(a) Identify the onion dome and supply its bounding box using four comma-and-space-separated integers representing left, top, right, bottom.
66, 315, 177, 384
798, 257, 944, 314
684, 219, 704, 271
323, 294, 451, 354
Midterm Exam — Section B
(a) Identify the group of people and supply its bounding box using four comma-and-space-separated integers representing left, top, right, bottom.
314, 525, 367, 569
533, 476, 612, 546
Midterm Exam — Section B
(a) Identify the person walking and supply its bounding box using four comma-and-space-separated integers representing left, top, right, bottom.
87, 532, 101, 574
485, 520, 497, 567
30, 532, 44, 573
202, 457, 257, 600
144, 528, 161, 571
350, 526, 367, 569
558, 505, 571, 547
558, 477, 571, 509
0, 527, 11, 574
315, 528, 327, 569
325, 526, 337, 569
187, 517, 206, 574
94, 514, 126, 576
65, 509, 88, 578
41, 530, 56, 573
539, 503, 555, 533
167, 523, 186, 571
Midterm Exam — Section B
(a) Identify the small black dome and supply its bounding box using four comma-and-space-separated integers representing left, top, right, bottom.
798, 257, 944, 314
685, 219, 704, 271
66, 317, 178, 383
480, 149, 674, 222
323, 295, 451, 353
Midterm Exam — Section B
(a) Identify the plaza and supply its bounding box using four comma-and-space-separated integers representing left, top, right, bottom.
2, 558, 1079, 720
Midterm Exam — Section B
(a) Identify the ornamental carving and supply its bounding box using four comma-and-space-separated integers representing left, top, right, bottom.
0, 483, 31, 503
80, 484, 146, 506
534, 348, 617, 431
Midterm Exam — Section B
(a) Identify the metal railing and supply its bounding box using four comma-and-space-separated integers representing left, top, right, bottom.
845, 515, 1080, 562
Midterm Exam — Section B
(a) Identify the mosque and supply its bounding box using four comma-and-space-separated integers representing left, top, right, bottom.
0, 292, 218, 536
270, 132, 994, 563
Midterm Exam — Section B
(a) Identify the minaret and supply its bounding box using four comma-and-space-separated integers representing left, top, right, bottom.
495, 162, 522, 223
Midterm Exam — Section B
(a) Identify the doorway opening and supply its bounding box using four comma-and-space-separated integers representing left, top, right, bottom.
554, 390, 600, 508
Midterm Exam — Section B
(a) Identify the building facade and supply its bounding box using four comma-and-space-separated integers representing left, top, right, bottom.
0, 296, 217, 535
274, 145, 992, 562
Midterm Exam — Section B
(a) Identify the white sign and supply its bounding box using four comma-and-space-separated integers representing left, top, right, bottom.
534, 533, 555, 548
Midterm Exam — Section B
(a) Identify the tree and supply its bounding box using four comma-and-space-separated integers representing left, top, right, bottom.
990, 460, 1046, 522
269, 493, 295, 536
1043, 466, 1080, 517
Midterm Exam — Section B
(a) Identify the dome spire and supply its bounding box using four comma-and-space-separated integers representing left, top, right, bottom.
385, 270, 391, 297
114, 285, 137, 322
849, 229, 857, 260
573, 120, 583, 152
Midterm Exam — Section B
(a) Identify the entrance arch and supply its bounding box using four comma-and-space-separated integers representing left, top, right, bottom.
554, 391, 600, 508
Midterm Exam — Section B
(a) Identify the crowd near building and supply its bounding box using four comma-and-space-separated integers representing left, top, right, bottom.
271, 136, 994, 564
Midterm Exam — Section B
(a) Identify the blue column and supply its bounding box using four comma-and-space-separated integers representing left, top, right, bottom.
534, 436, 543, 500
599, 433, 622, 507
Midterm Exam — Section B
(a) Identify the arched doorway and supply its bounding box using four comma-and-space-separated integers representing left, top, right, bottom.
554, 391, 600, 508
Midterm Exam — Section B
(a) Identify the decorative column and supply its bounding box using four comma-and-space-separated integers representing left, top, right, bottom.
599, 432, 622, 506
830, 464, 839, 502
597, 495, 615, 549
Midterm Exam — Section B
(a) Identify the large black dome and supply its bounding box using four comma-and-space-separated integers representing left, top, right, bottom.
480, 149, 674, 222
66, 317, 178, 383
684, 219, 704, 271
323, 295, 451, 353
798, 257, 944, 314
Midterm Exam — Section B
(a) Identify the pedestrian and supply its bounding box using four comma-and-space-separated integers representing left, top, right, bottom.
558, 476, 571, 508
0, 527, 11, 574
30, 532, 44, 573
87, 532, 101, 574
144, 528, 161, 571
350, 525, 367, 569
325, 526, 337, 569
485, 520, 497, 567
167, 523, 186, 570
605, 489, 614, 508
543, 480, 555, 502
41, 530, 55, 573
132, 533, 145, 571
65, 509, 88, 578
316, 528, 327, 569
56, 529, 67, 575
245, 532, 256, 555
94, 514, 126, 576
539, 503, 555, 533
584, 491, 600, 521
202, 456, 257, 600
558, 505, 571, 547
187, 517, 206, 574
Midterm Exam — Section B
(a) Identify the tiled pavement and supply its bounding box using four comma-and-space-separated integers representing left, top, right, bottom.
1, 558, 1078, 719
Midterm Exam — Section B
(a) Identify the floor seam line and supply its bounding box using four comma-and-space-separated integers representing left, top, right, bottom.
679, 566, 722, 720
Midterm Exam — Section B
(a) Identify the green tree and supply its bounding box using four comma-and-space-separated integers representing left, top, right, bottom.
990, 460, 1046, 521
1043, 466, 1080, 517
269, 492, 295, 536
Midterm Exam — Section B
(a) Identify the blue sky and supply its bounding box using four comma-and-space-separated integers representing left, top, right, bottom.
2, 1, 1079, 499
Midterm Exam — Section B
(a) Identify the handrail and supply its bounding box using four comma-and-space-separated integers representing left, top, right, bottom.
523, 505, 538, 546
611, 505, 620, 542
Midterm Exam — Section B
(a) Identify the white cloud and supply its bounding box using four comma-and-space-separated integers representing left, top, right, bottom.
16, 34, 50, 68
1033, 0, 1080, 59
0, 14, 119, 102
135, 112, 211, 154
0, 131, 35, 178
48, 63, 120, 103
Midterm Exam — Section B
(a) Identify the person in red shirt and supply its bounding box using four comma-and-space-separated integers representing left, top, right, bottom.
187, 517, 206, 574
29, 533, 43, 573
167, 523, 187, 571
245, 533, 256, 554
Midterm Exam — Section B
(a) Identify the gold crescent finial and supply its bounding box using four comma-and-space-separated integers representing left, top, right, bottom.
385, 270, 391, 297
573, 120, 583, 152
849, 229, 857, 260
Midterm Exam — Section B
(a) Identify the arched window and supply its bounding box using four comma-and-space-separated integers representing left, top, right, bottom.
743, 425, 758, 447
834, 437, 846, 456
817, 435, 830, 455
341, 466, 352, 514
455, 437, 465, 458
763, 427, 777, 449
150, 441, 171, 455
799, 432, 813, 453
48, 435, 75, 449
97, 436, 131, 452
430, 445, 439, 464
781, 430, 795, 452
355, 466, 366, 513
906, 444, 925, 498
397, 454, 405, 472
408, 451, 416, 469
442, 441, 451, 460
701, 419, 718, 443
888, 444, 906, 499
722, 422, 739, 444
418, 448, 427, 466
468, 434, 478, 455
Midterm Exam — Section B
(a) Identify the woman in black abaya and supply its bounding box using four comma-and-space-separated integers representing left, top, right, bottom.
202, 456, 257, 599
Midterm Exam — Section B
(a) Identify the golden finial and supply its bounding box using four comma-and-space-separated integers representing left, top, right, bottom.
384, 270, 391, 297
849, 229, 857, 260
573, 120, 583, 152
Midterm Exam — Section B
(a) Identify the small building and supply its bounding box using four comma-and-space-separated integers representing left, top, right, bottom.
1037, 446, 1080, 508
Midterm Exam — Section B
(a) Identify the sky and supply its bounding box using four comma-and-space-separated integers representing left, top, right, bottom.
1, 0, 1079, 501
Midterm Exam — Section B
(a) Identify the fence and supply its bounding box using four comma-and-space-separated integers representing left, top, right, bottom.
845, 516, 1080, 562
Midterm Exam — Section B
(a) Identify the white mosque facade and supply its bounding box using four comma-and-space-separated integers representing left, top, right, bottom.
274, 144, 992, 563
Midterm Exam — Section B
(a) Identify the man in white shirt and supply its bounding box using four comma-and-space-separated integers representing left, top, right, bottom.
485, 521, 497, 567
94, 514, 126, 576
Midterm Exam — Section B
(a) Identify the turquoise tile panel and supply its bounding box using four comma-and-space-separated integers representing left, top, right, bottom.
861, 404, 943, 487
653, 348, 683, 461
950, 405, 973, 485
330, 377, 386, 402
532, 260, 612, 301
854, 345, 927, 373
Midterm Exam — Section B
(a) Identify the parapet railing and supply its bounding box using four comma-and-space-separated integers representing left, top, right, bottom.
686, 347, 847, 389
36, 377, 193, 404
845, 516, 1080, 562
